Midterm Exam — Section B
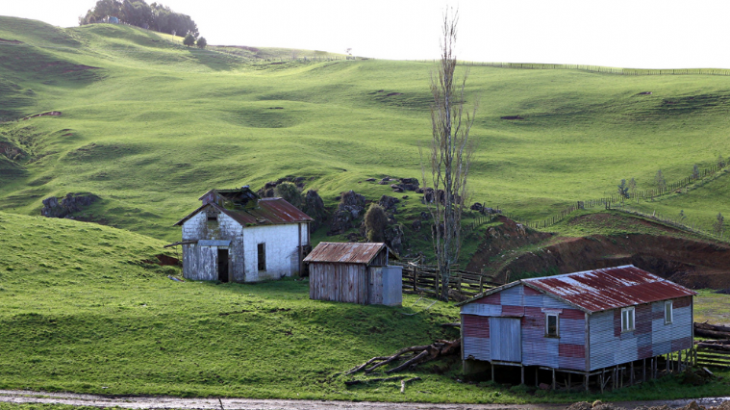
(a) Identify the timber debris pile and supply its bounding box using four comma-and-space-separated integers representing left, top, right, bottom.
346, 339, 460, 376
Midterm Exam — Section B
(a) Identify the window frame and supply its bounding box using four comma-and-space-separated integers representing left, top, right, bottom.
545, 313, 560, 338
664, 301, 673, 324
257, 243, 266, 272
621, 306, 636, 332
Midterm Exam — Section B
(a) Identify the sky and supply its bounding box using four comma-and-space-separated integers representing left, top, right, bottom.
4, 0, 730, 68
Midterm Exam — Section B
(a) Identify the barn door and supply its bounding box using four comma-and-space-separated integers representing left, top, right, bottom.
489, 317, 522, 362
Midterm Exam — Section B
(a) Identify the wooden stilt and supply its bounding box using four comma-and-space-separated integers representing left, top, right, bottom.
630, 362, 634, 385
584, 372, 589, 392
491, 363, 495, 382
666, 354, 670, 371
521, 366, 524, 385
535, 368, 539, 387
568, 373, 572, 391
552, 368, 556, 390
642, 358, 646, 381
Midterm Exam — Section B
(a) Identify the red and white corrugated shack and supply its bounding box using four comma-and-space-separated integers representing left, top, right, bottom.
456, 265, 696, 388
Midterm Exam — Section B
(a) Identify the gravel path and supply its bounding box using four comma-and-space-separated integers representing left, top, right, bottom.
0, 390, 729, 410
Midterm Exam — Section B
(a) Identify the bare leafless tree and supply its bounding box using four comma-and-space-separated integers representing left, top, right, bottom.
420, 9, 478, 301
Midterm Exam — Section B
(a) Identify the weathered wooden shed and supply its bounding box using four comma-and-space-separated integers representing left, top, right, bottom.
304, 242, 402, 306
172, 187, 313, 283
457, 265, 696, 388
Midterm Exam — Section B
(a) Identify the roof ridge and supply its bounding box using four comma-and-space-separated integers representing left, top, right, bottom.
521, 264, 638, 282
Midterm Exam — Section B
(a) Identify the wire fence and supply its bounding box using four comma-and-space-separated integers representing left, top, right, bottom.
469, 160, 729, 241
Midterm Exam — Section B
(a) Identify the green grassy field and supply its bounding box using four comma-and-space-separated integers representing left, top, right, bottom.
2, 16, 730, 403
1, 211, 728, 403
1, 16, 729, 245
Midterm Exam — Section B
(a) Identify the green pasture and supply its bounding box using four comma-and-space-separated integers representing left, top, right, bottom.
1, 16, 729, 245
0, 212, 728, 403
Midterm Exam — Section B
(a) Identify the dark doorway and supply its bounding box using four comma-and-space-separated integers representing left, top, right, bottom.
218, 249, 229, 282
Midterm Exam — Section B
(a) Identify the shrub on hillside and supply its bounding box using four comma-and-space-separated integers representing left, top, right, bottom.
364, 204, 388, 242
274, 182, 302, 208
183, 33, 195, 46
196, 36, 207, 49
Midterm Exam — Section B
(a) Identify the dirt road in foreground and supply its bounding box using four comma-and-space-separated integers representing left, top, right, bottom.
1, 390, 730, 410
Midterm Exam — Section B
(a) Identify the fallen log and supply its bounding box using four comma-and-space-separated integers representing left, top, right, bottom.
347, 339, 461, 375
695, 322, 730, 333
386, 349, 429, 374
345, 356, 389, 375
365, 345, 429, 373
695, 328, 730, 340
345, 376, 405, 386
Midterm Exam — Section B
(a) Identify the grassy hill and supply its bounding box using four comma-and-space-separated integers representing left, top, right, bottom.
2, 16, 730, 402
1, 211, 728, 403
1, 16, 729, 246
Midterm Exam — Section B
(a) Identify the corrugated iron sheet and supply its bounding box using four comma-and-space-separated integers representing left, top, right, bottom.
304, 242, 396, 264
174, 198, 312, 227
523, 265, 696, 313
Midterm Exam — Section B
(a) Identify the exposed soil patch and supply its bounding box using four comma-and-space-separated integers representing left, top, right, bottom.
385, 92, 403, 97
501, 115, 524, 120
637, 91, 653, 95
0, 38, 22, 44
469, 215, 730, 288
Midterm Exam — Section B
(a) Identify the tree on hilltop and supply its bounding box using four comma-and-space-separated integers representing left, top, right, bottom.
196, 36, 207, 49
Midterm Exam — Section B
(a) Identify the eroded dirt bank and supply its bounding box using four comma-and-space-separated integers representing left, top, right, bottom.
468, 214, 730, 289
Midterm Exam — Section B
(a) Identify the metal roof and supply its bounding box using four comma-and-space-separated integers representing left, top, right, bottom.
303, 242, 398, 265
458, 265, 696, 313
174, 198, 312, 227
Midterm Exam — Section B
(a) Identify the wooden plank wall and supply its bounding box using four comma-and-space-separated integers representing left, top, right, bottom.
309, 263, 368, 304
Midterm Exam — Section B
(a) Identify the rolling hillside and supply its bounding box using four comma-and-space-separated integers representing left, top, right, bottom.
1, 16, 729, 246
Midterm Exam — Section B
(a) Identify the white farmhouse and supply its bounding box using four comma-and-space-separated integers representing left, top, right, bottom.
173, 187, 313, 282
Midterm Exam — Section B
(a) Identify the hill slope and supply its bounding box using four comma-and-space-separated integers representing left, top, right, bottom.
0, 16, 729, 246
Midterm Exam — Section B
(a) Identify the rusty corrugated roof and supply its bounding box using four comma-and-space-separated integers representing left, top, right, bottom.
522, 265, 697, 313
303, 242, 397, 264
174, 198, 312, 226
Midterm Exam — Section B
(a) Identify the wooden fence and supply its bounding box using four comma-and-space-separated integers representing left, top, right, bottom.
695, 343, 730, 369
474, 161, 729, 233
398, 264, 501, 297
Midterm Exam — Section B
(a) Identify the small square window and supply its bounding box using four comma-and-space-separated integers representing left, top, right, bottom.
546, 314, 559, 337
664, 301, 673, 324
621, 307, 635, 332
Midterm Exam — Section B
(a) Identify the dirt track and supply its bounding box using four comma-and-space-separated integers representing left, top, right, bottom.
1, 390, 730, 410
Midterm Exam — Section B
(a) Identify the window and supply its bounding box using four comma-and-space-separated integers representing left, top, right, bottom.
665, 301, 673, 324
621, 307, 635, 332
546, 313, 559, 337
257, 243, 266, 271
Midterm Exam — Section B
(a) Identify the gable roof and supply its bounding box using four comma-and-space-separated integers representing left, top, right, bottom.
174, 198, 312, 227
457, 265, 696, 313
303, 242, 398, 265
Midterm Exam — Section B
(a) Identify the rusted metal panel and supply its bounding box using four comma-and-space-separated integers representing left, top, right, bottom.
304, 242, 397, 265
175, 198, 312, 227
463, 315, 490, 360
523, 265, 697, 313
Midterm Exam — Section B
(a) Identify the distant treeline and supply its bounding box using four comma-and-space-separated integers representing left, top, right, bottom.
79, 0, 199, 38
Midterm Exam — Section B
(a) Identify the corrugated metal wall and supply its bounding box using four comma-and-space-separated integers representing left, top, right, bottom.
461, 284, 586, 371
381, 266, 403, 306
588, 296, 693, 371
